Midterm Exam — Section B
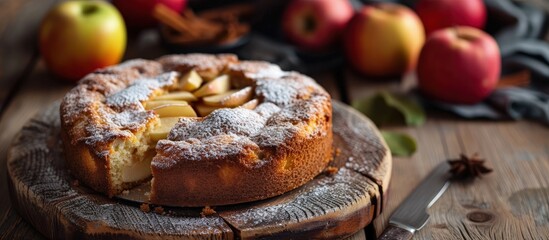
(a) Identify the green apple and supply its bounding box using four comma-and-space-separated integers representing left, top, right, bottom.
39, 1, 126, 81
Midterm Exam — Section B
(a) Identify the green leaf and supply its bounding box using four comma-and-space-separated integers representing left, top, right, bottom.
381, 131, 417, 157
380, 91, 426, 126
352, 91, 426, 127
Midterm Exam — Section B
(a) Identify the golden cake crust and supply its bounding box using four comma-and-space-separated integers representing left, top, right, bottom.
60, 54, 333, 206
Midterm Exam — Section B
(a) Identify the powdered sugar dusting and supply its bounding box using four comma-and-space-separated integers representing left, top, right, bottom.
221, 168, 373, 227
159, 54, 237, 73
169, 108, 265, 141
266, 95, 328, 126
115, 59, 159, 71
154, 134, 260, 169
255, 73, 319, 106
61, 85, 102, 125
104, 109, 154, 131
254, 103, 281, 119
251, 124, 299, 148
105, 72, 178, 108
229, 61, 286, 80
252, 65, 286, 79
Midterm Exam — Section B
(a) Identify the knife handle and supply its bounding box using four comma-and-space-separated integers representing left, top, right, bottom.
378, 224, 414, 240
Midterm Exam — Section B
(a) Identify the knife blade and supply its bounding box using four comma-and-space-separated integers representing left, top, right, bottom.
378, 162, 451, 240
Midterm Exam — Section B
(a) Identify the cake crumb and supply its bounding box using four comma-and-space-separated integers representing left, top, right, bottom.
154, 206, 165, 215
325, 166, 339, 176
201, 206, 216, 217
140, 203, 151, 213
122, 190, 130, 195
335, 148, 341, 157
71, 180, 79, 187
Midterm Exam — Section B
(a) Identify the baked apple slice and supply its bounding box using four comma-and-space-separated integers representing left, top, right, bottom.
152, 104, 197, 118
180, 70, 203, 91
202, 86, 253, 107
144, 100, 188, 110
193, 74, 230, 97
121, 156, 153, 182
150, 117, 181, 142
240, 99, 259, 110
152, 91, 197, 101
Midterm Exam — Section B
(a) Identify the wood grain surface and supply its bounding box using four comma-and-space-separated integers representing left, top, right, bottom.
7, 101, 389, 239
344, 73, 549, 239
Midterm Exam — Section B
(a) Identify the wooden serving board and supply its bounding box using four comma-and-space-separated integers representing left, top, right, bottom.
7, 101, 391, 239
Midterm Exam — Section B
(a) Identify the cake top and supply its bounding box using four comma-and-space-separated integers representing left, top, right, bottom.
105, 72, 179, 109
60, 54, 331, 161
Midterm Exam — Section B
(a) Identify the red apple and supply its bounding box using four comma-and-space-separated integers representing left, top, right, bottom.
39, 1, 126, 81
112, 0, 187, 30
417, 27, 500, 104
416, 0, 486, 36
344, 3, 425, 77
282, 0, 354, 51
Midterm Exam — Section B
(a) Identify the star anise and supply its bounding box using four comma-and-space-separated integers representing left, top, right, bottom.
448, 153, 493, 179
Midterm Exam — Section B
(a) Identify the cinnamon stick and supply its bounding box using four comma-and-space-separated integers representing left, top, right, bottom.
154, 3, 252, 47
153, 4, 198, 38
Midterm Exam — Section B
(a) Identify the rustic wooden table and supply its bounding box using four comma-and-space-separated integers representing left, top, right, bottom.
1, 1, 549, 239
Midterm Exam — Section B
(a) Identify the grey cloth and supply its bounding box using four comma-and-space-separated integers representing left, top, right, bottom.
491, 87, 549, 124
486, 0, 549, 82
429, 87, 549, 126
428, 100, 505, 120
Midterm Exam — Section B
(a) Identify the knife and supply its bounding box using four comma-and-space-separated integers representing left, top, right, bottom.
378, 162, 451, 240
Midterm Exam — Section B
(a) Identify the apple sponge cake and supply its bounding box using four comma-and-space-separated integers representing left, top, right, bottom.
60, 54, 333, 206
